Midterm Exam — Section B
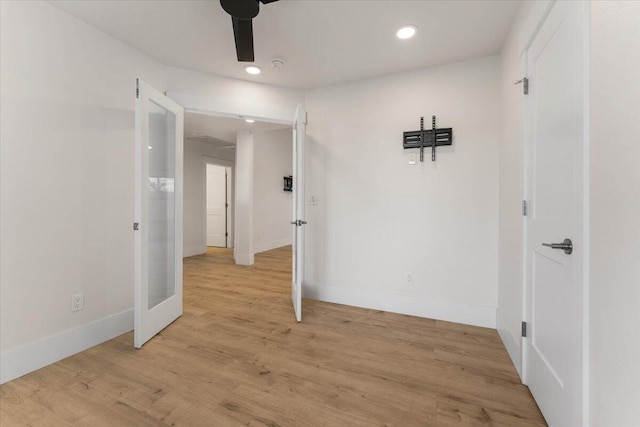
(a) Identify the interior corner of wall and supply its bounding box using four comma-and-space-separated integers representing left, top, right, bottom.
496, 308, 523, 378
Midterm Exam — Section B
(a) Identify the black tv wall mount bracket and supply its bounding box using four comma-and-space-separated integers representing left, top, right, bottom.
403, 115, 452, 162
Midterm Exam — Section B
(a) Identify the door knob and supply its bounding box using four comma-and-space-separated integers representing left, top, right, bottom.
542, 238, 573, 255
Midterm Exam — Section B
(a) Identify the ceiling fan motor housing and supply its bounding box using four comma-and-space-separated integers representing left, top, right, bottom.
220, 0, 259, 20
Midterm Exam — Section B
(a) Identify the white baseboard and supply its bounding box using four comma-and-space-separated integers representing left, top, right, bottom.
235, 252, 254, 265
0, 309, 133, 385
254, 238, 292, 254
305, 286, 496, 329
183, 245, 206, 258
496, 308, 522, 378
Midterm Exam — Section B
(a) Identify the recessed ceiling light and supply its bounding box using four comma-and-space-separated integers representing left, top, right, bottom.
245, 119, 255, 123
396, 25, 417, 40
244, 65, 262, 75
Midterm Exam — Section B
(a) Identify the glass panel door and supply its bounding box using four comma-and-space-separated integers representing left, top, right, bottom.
291, 104, 305, 322
135, 79, 184, 348
147, 100, 176, 310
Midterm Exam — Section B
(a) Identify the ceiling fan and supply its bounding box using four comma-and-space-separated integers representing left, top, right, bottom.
220, 0, 280, 62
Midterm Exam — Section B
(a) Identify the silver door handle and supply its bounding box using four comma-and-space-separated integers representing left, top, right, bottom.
290, 220, 307, 226
542, 238, 573, 255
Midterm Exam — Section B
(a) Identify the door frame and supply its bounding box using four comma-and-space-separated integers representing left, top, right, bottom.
519, 1, 590, 424
203, 156, 234, 249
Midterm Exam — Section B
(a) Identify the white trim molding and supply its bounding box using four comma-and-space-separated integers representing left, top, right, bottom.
184, 245, 207, 258
305, 286, 496, 329
0, 309, 133, 384
580, 3, 591, 424
254, 238, 292, 255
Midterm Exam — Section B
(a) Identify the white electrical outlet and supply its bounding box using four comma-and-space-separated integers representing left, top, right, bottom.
308, 193, 318, 205
405, 272, 413, 284
71, 293, 84, 312
408, 153, 417, 165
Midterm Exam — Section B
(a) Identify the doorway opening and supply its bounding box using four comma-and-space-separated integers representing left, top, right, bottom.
174, 95, 306, 323
182, 110, 300, 309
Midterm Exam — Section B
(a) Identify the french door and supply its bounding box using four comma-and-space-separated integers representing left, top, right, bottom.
291, 105, 306, 322
134, 79, 184, 348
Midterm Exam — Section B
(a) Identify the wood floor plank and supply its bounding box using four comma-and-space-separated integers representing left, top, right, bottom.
0, 246, 546, 426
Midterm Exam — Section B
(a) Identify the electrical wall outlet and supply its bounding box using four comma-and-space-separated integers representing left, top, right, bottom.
308, 193, 318, 205
404, 272, 413, 285
408, 153, 417, 165
71, 293, 84, 312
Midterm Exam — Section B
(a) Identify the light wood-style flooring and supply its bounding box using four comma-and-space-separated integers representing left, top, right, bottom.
0, 246, 546, 426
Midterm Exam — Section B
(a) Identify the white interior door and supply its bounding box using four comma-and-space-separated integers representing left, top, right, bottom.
206, 164, 227, 247
523, 2, 585, 426
225, 167, 234, 248
291, 105, 306, 322
134, 79, 184, 348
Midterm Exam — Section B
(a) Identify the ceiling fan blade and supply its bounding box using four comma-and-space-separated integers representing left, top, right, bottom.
232, 17, 255, 62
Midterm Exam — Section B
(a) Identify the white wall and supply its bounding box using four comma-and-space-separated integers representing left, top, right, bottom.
234, 131, 254, 265
590, 2, 640, 425
0, 1, 166, 382
496, 0, 535, 377
304, 56, 501, 328
183, 141, 234, 257
253, 128, 293, 253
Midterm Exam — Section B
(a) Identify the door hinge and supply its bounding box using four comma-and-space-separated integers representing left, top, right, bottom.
514, 77, 529, 95
522, 321, 527, 337
225, 232, 228, 237
133, 222, 139, 231
304, 112, 308, 125
225, 203, 229, 208
136, 79, 139, 99
522, 200, 528, 216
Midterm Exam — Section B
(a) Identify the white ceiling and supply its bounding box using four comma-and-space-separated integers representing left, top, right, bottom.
50, 0, 519, 89
185, 112, 290, 149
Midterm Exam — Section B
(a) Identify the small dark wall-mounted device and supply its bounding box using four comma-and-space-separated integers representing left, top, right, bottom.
283, 176, 293, 192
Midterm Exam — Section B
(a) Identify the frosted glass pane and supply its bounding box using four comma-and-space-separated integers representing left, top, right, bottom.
148, 100, 176, 309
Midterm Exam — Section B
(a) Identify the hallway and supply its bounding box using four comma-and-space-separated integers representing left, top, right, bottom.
0, 246, 545, 426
